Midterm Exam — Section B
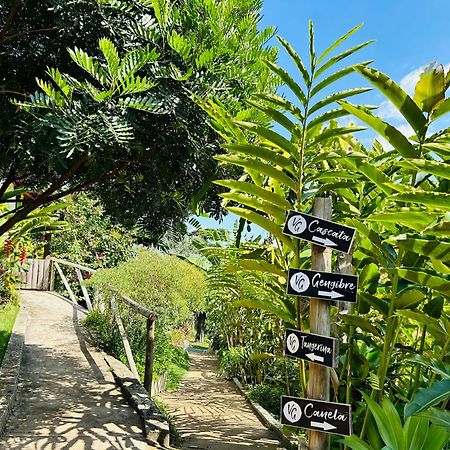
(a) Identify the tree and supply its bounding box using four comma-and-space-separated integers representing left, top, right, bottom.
0, 0, 278, 242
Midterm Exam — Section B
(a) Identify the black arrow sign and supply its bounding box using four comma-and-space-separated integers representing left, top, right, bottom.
280, 395, 352, 436
283, 210, 356, 254
284, 328, 339, 368
287, 268, 358, 303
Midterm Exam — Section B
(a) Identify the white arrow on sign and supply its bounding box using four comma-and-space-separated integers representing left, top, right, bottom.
318, 290, 344, 299
306, 353, 324, 363
312, 236, 337, 247
311, 421, 336, 431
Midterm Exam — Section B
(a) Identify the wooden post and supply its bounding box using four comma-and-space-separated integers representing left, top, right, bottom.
75, 268, 93, 311
144, 318, 155, 395
307, 197, 332, 450
49, 259, 55, 291
110, 297, 140, 380
54, 261, 78, 304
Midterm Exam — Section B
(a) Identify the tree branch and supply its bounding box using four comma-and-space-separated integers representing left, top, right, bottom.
0, 0, 22, 43
1, 26, 60, 44
0, 155, 88, 236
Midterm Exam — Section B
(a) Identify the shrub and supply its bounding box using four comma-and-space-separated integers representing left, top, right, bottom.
247, 384, 285, 419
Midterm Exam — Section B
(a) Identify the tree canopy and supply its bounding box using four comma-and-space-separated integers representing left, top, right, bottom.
0, 0, 278, 241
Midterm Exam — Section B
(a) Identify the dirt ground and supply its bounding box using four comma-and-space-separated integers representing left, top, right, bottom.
157, 349, 285, 450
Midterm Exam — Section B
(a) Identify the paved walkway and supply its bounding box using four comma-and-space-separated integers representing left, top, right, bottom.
157, 350, 283, 450
0, 291, 150, 450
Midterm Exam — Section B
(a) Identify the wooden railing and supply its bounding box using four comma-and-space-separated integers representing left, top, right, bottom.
21, 257, 157, 394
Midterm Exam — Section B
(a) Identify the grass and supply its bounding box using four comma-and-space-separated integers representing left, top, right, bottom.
153, 398, 183, 448
191, 341, 209, 351
166, 362, 188, 392
0, 302, 19, 364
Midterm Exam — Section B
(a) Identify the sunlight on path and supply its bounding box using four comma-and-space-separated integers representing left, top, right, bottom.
157, 349, 283, 450
0, 291, 151, 450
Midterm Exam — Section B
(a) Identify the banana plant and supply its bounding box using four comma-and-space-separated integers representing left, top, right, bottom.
341, 394, 449, 450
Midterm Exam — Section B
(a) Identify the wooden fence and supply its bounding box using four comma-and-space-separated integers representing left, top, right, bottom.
18, 257, 159, 395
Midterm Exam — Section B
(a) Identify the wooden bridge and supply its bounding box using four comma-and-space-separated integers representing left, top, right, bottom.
0, 258, 284, 450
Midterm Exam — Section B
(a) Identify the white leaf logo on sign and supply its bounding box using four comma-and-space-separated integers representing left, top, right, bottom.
283, 401, 302, 423
287, 215, 307, 234
290, 272, 310, 293
286, 333, 300, 354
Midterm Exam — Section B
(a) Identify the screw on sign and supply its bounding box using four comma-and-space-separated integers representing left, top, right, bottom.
280, 395, 352, 436
282, 210, 356, 254
284, 328, 339, 368
287, 268, 358, 303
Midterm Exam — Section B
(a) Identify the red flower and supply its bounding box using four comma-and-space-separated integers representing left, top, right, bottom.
19, 247, 27, 264
5, 239, 13, 255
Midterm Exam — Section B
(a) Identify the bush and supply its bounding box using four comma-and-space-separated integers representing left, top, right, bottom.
247, 384, 285, 419
86, 247, 206, 328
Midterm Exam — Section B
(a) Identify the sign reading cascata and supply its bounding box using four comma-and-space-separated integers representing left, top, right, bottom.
287, 268, 358, 303
281, 395, 352, 436
284, 328, 339, 368
283, 210, 356, 254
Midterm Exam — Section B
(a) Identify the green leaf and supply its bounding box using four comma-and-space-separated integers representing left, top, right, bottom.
431, 97, 450, 119
223, 143, 295, 173
219, 192, 286, 223
317, 23, 363, 64
397, 267, 450, 296
309, 88, 371, 115
339, 314, 382, 337
338, 101, 417, 158
99, 37, 120, 77
339, 435, 373, 450
68, 47, 109, 86
424, 212, 450, 237
395, 288, 426, 309
214, 180, 291, 211
397, 159, 450, 181
235, 121, 299, 159
263, 60, 307, 105
407, 355, 450, 380
390, 191, 450, 210
233, 298, 295, 324
389, 234, 450, 263
354, 65, 427, 139
254, 93, 304, 121
362, 393, 399, 450
277, 36, 310, 87
415, 407, 450, 433
307, 107, 351, 129
227, 207, 293, 249
309, 125, 366, 146
215, 155, 297, 193
314, 40, 374, 78
366, 211, 438, 232
226, 259, 287, 278
311, 61, 372, 97
246, 99, 298, 134
405, 379, 450, 417
413, 63, 445, 113
396, 310, 446, 344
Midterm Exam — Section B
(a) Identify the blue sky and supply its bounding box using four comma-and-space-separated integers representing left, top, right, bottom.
196, 0, 450, 234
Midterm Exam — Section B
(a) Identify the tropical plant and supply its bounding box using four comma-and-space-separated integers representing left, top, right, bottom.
342, 395, 449, 450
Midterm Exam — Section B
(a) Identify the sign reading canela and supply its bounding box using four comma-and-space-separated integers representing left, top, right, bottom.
283, 210, 356, 254
281, 395, 352, 436
284, 328, 339, 368
287, 268, 358, 303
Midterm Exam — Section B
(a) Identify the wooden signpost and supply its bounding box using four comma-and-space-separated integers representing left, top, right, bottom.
281, 198, 356, 450
284, 328, 339, 368
281, 395, 352, 436
283, 210, 356, 254
287, 268, 358, 303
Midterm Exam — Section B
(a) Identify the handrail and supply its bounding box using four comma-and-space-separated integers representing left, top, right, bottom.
48, 256, 156, 394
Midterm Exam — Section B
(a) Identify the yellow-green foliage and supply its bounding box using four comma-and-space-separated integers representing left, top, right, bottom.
87, 247, 206, 327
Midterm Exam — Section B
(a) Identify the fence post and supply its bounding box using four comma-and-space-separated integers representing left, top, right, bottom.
144, 318, 155, 395
49, 259, 55, 291
307, 197, 332, 450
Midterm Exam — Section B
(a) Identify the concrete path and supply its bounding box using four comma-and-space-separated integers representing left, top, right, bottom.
157, 350, 283, 450
0, 291, 151, 450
